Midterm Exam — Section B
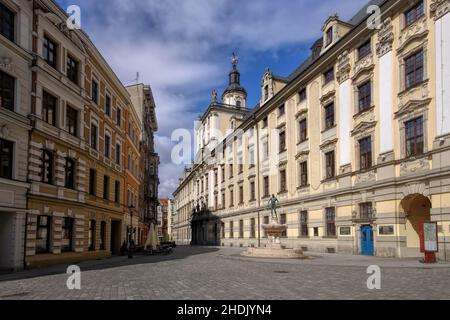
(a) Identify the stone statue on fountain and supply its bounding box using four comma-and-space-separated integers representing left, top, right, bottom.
268, 194, 279, 223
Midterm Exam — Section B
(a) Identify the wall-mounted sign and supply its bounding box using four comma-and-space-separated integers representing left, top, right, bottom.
340, 227, 351, 236
379, 226, 394, 235
423, 222, 438, 253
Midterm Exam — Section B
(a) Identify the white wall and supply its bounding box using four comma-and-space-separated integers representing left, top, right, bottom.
379, 51, 394, 153
436, 13, 450, 137
339, 79, 351, 166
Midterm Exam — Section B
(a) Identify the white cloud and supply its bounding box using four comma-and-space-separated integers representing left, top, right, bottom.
67, 0, 368, 197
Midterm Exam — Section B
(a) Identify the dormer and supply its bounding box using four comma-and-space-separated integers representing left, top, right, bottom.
260, 68, 288, 106
321, 14, 353, 54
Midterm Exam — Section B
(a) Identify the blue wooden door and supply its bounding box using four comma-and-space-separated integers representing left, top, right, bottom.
361, 225, 374, 256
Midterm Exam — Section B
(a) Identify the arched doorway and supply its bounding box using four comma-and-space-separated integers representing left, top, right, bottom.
400, 194, 432, 257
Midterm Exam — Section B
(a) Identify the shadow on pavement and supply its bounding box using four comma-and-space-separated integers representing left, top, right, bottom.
0, 246, 219, 282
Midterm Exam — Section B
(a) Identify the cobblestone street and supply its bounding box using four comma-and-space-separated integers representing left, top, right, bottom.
0, 246, 449, 300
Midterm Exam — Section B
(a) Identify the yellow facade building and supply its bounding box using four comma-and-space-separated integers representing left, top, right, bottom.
173, 0, 450, 260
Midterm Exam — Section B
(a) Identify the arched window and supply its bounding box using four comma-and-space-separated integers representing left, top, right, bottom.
236, 100, 242, 108
42, 150, 54, 184
65, 158, 76, 189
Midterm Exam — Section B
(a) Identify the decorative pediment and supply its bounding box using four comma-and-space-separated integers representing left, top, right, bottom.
278, 160, 288, 170
320, 90, 336, 105
430, 0, 450, 20
337, 50, 351, 83
397, 16, 428, 54
376, 18, 394, 57
351, 121, 377, 136
320, 138, 338, 150
0, 57, 13, 72
295, 108, 308, 119
295, 150, 310, 160
352, 54, 374, 81
394, 98, 431, 119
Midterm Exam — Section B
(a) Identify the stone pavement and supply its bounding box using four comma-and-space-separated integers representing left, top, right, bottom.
0, 246, 449, 300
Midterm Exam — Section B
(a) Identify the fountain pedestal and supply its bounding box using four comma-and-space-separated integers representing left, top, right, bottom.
241, 219, 305, 259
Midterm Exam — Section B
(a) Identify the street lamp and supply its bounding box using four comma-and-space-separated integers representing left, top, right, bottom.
128, 205, 135, 259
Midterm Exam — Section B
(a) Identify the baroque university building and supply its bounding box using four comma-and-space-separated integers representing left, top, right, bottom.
173, 0, 450, 260
0, 0, 159, 270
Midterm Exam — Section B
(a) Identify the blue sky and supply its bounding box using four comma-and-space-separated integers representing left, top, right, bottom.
56, 0, 368, 197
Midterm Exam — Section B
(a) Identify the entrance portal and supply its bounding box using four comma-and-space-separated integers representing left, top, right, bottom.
110, 220, 121, 255
400, 194, 432, 257
361, 225, 374, 256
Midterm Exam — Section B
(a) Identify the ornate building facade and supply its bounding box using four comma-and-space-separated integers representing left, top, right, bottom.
0, 0, 159, 270
173, 0, 450, 260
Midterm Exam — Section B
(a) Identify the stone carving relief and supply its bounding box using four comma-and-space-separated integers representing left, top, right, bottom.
0, 125, 11, 139
352, 54, 374, 81
397, 16, 428, 53
355, 170, 376, 184
0, 57, 13, 72
376, 18, 394, 57
337, 50, 351, 83
400, 158, 430, 175
430, 0, 450, 20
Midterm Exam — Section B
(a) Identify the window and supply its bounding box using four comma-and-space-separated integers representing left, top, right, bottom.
250, 181, 256, 201
221, 166, 225, 183
360, 202, 373, 220
66, 55, 78, 84
229, 221, 234, 238
357, 40, 371, 60
0, 70, 15, 111
92, 80, 99, 104
89, 169, 96, 196
116, 108, 122, 127
36, 216, 51, 254
236, 100, 241, 108
278, 104, 285, 116
105, 95, 111, 117
280, 214, 287, 237
263, 216, 269, 237
100, 221, 106, 250
239, 220, 244, 238
324, 103, 335, 129
230, 189, 234, 207
299, 161, 308, 187
104, 134, 111, 158
249, 148, 255, 167
250, 218, 256, 238
115, 143, 121, 165
229, 164, 233, 178
405, 1, 424, 27
299, 119, 307, 143
90, 123, 98, 150
300, 211, 308, 237
115, 181, 120, 203
324, 67, 334, 84
325, 27, 333, 46
314, 227, 319, 237
221, 191, 225, 209
65, 158, 75, 189
279, 130, 286, 153
263, 176, 270, 197
61, 217, 74, 252
325, 208, 336, 237
358, 81, 372, 112
325, 151, 335, 179
280, 169, 287, 192
299, 88, 307, 102
405, 117, 424, 157
42, 91, 57, 126
359, 137, 372, 170
221, 222, 225, 239
405, 50, 424, 89
0, 138, 13, 180
66, 105, 78, 136
239, 185, 244, 204
264, 85, 269, 101
43, 36, 57, 68
88, 220, 96, 251
42, 150, 53, 184
0, 3, 14, 42
103, 175, 110, 200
